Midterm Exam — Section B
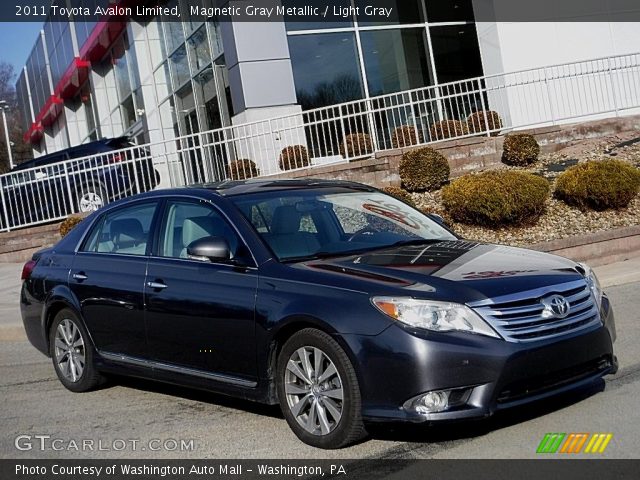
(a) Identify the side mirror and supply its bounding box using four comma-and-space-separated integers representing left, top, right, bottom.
187, 236, 231, 262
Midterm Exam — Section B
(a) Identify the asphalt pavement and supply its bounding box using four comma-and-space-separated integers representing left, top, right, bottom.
0, 260, 639, 459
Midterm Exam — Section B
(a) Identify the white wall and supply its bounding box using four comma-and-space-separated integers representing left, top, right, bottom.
474, 0, 640, 128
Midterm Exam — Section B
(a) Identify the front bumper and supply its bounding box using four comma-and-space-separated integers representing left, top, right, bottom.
342, 295, 617, 423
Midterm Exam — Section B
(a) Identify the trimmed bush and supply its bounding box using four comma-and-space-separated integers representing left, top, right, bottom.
399, 147, 450, 192
502, 133, 540, 166
442, 171, 550, 227
467, 110, 503, 136
555, 159, 640, 210
339, 133, 374, 158
59, 216, 84, 238
391, 125, 421, 149
382, 186, 416, 207
279, 145, 310, 171
227, 159, 259, 180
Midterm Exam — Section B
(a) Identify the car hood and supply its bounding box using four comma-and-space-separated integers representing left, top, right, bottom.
300, 240, 585, 303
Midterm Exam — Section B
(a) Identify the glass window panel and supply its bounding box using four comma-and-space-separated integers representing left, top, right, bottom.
430, 24, 483, 83
360, 28, 434, 96
163, 3, 185, 53
288, 32, 364, 110
113, 37, 132, 100
426, 0, 475, 23
355, 0, 424, 26
282, 0, 353, 31
188, 26, 211, 74
194, 67, 222, 130
154, 62, 171, 102
121, 95, 136, 130
83, 203, 157, 255
170, 45, 190, 89
127, 43, 141, 90
207, 20, 223, 59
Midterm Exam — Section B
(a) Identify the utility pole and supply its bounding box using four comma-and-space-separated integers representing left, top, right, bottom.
0, 101, 14, 170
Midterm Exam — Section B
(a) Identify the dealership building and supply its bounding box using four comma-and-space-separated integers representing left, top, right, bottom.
15, 0, 640, 173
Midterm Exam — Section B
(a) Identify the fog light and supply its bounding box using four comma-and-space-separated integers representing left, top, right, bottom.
416, 391, 449, 414
405, 387, 474, 415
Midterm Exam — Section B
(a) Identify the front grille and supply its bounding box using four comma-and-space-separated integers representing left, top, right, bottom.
470, 279, 601, 342
496, 356, 613, 403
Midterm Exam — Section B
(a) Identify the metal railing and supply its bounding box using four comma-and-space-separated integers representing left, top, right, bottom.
1, 52, 639, 232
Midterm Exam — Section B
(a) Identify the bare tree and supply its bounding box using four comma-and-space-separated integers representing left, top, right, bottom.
0, 61, 33, 173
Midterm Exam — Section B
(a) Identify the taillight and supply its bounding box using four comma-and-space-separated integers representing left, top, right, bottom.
109, 153, 123, 164
21, 260, 37, 281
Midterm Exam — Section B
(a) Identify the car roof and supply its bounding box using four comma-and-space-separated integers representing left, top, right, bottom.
115, 179, 376, 205
189, 179, 377, 196
12, 137, 131, 171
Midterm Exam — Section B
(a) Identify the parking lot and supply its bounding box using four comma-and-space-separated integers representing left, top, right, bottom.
1, 261, 639, 459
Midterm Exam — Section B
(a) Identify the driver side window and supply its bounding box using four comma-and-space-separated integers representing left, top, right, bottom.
159, 201, 239, 259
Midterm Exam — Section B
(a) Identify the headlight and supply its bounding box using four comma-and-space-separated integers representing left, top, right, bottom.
371, 297, 500, 338
578, 262, 603, 309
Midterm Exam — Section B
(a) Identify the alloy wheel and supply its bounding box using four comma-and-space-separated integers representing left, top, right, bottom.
284, 346, 344, 436
79, 192, 104, 212
54, 319, 86, 383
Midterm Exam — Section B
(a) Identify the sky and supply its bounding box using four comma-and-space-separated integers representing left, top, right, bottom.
0, 22, 45, 72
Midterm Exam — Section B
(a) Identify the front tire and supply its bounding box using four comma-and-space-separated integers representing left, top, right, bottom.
49, 309, 104, 392
276, 328, 366, 449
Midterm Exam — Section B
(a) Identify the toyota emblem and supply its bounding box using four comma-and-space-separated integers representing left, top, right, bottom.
541, 294, 571, 319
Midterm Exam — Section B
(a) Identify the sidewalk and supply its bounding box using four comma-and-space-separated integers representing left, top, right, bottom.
0, 257, 639, 342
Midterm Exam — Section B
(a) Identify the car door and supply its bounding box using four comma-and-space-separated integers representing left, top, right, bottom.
70, 201, 160, 358
144, 198, 258, 382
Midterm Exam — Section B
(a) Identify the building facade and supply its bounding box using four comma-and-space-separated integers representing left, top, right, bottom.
15, 0, 640, 170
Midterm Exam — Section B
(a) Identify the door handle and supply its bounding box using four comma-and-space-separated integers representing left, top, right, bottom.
147, 281, 168, 290
72, 273, 88, 281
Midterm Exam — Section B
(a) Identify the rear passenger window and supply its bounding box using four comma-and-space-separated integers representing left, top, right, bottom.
82, 203, 157, 256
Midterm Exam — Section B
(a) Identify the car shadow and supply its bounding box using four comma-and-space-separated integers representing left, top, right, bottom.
366, 380, 606, 444
110, 375, 284, 420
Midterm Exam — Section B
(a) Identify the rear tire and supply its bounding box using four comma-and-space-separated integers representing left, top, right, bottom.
276, 328, 367, 449
77, 183, 108, 212
49, 309, 105, 392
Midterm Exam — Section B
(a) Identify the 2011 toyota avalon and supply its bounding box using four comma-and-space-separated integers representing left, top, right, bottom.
20, 179, 617, 449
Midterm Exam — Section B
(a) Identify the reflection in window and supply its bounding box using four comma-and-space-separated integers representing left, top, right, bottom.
163, 10, 185, 53
194, 68, 221, 130
355, 0, 424, 26
360, 28, 434, 96
288, 33, 364, 110
170, 45, 190, 89
121, 96, 136, 130
282, 0, 352, 31
208, 20, 223, 59
188, 26, 211, 74
430, 24, 483, 83
426, 0, 475, 23
113, 38, 132, 100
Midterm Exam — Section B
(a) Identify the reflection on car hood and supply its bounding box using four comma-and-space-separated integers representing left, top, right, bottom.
303, 240, 584, 301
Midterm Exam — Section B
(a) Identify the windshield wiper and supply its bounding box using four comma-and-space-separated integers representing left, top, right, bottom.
281, 248, 379, 264
281, 241, 446, 263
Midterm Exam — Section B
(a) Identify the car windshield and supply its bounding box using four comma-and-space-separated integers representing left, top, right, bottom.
231, 188, 457, 262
